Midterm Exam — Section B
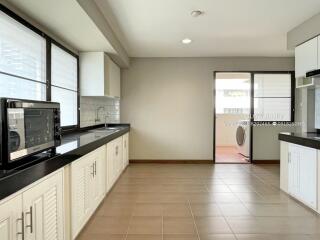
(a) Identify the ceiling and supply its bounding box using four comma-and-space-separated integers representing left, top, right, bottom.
8, 0, 116, 54
102, 0, 320, 57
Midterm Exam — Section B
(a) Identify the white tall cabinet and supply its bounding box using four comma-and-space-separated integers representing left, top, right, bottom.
0, 170, 64, 240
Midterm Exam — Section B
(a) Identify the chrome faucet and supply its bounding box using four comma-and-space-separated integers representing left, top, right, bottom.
95, 106, 105, 123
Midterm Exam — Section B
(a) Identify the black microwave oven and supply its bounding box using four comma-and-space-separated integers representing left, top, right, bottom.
0, 98, 61, 169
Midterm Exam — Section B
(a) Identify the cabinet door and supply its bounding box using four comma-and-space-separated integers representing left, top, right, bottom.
71, 155, 94, 239
295, 37, 318, 78
91, 147, 106, 209
123, 133, 129, 169
23, 171, 64, 240
115, 137, 123, 177
104, 54, 121, 98
0, 195, 23, 240
299, 146, 317, 209
108, 56, 121, 98
106, 140, 116, 191
288, 144, 300, 197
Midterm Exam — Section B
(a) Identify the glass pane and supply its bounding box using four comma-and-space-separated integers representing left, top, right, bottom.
51, 44, 77, 91
0, 11, 46, 82
254, 74, 291, 97
24, 109, 55, 148
51, 86, 77, 126
254, 98, 291, 121
215, 74, 251, 114
0, 73, 46, 100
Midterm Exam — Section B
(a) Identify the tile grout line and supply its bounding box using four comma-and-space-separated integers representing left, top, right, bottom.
123, 203, 135, 240
215, 203, 239, 240
187, 199, 201, 240
162, 214, 164, 240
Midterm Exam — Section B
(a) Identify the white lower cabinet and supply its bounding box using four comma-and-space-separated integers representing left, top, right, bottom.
0, 195, 23, 240
23, 171, 64, 240
70, 146, 106, 239
0, 133, 129, 240
123, 133, 129, 169
106, 137, 123, 191
288, 143, 317, 209
114, 137, 123, 177
0, 170, 64, 240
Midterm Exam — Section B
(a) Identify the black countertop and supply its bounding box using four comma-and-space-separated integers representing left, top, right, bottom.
279, 132, 320, 149
0, 124, 130, 201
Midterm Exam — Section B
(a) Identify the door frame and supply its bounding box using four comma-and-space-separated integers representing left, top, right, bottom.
213, 71, 253, 164
213, 71, 295, 164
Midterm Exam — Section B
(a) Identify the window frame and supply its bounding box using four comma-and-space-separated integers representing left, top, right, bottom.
0, 4, 80, 133
251, 71, 295, 124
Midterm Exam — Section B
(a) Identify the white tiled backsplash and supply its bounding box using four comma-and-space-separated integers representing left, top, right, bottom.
80, 97, 120, 128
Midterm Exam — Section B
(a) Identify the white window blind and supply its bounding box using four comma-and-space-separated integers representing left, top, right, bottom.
253, 74, 292, 121
0, 10, 46, 100
51, 44, 78, 127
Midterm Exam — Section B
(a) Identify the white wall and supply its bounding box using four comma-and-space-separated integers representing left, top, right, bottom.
121, 57, 295, 161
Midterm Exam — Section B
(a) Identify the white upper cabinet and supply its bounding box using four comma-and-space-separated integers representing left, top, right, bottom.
295, 36, 318, 79
80, 52, 121, 98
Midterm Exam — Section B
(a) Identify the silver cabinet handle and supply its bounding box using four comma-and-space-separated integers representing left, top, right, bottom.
25, 206, 33, 233
91, 163, 95, 177
16, 212, 24, 240
94, 161, 97, 176
116, 146, 119, 155
288, 152, 291, 163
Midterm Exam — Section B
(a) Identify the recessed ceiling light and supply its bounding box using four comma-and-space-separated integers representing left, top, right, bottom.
191, 10, 204, 17
182, 38, 192, 44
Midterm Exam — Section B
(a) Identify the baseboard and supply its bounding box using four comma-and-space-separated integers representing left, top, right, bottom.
129, 159, 213, 164
251, 160, 280, 164
129, 159, 280, 164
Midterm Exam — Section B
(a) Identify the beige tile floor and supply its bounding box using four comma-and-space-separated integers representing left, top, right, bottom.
77, 164, 320, 240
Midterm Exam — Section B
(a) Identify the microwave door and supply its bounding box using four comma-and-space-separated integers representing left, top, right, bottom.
8, 108, 55, 162
24, 108, 55, 151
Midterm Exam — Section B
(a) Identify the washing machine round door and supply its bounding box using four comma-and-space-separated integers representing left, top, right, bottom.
236, 125, 246, 146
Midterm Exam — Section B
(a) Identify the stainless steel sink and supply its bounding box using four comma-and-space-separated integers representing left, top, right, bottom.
89, 127, 120, 134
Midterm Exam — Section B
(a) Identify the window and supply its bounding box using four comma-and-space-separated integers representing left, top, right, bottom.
0, 10, 46, 100
51, 44, 78, 127
0, 5, 79, 130
215, 73, 251, 114
253, 73, 293, 122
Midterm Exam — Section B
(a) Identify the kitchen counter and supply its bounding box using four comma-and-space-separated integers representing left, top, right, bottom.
279, 132, 320, 149
0, 124, 130, 201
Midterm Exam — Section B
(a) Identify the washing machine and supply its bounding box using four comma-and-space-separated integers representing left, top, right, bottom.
236, 120, 250, 158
